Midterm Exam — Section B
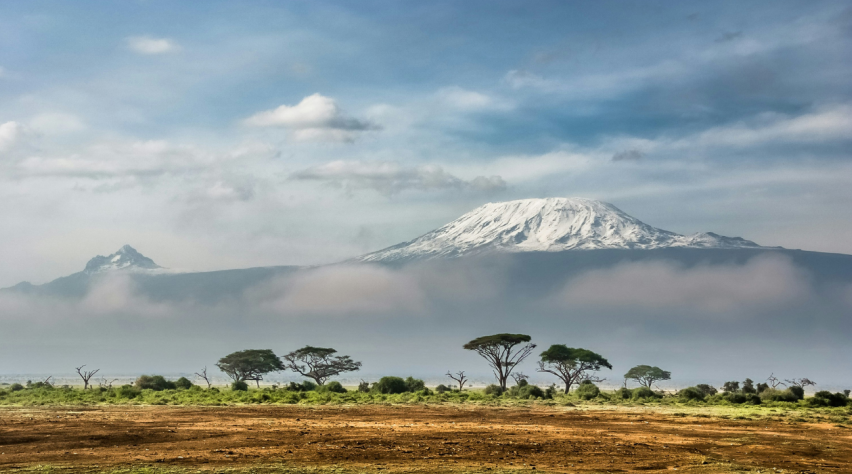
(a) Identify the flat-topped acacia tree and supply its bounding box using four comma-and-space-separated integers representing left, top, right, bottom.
216, 349, 284, 388
624, 365, 671, 389
537, 345, 612, 393
281, 346, 362, 386
463, 333, 536, 391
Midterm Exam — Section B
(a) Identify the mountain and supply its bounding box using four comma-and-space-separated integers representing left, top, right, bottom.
83, 245, 161, 274
357, 197, 764, 263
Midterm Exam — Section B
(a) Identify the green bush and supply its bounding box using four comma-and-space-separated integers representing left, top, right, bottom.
809, 391, 848, 407
544, 384, 557, 399
231, 380, 249, 391
174, 377, 194, 390
678, 387, 706, 402
357, 380, 370, 393
759, 388, 799, 402
484, 384, 504, 396
435, 384, 450, 393
9, 383, 24, 392
788, 386, 805, 400
695, 384, 718, 396
517, 384, 545, 399
631, 386, 659, 400
323, 381, 346, 393
135, 375, 176, 391
404, 377, 425, 392
373, 376, 408, 394
576, 381, 600, 400
116, 385, 140, 399
614, 387, 632, 399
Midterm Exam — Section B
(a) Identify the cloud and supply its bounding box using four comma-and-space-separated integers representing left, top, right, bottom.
127, 36, 178, 55
30, 112, 86, 135
0, 121, 22, 152
291, 160, 507, 194
715, 31, 744, 43
611, 149, 644, 162
244, 93, 378, 142
434, 87, 509, 111
558, 255, 810, 313
250, 265, 426, 315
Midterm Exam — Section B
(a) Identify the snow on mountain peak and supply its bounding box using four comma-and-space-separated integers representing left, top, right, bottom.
358, 197, 763, 262
83, 245, 161, 274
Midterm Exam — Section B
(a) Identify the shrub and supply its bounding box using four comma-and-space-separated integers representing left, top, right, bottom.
544, 384, 557, 399
809, 391, 848, 408
759, 388, 799, 403
135, 375, 176, 391
373, 376, 408, 394
576, 381, 600, 400
357, 380, 370, 393
788, 386, 805, 400
614, 387, 632, 399
435, 384, 450, 394
722, 381, 740, 393
756, 383, 769, 394
484, 384, 504, 396
301, 381, 317, 391
518, 384, 545, 399
695, 384, 718, 397
678, 387, 706, 402
404, 377, 425, 392
116, 385, 140, 399
631, 386, 658, 400
324, 381, 346, 393
231, 380, 249, 391
9, 383, 24, 392
174, 377, 194, 390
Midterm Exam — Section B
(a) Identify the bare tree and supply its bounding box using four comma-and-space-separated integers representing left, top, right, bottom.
511, 372, 529, 385
194, 366, 213, 389
767, 373, 785, 389
446, 371, 468, 391
785, 378, 816, 388
98, 377, 118, 389
75, 365, 100, 390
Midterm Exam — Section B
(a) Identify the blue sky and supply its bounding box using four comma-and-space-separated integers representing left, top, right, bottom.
1, 0, 851, 286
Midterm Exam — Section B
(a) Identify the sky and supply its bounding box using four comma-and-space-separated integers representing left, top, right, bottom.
2, 0, 852, 288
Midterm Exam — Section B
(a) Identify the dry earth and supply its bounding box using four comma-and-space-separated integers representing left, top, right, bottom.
0, 405, 850, 473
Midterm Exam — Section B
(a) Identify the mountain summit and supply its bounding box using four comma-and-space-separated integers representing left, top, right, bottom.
358, 197, 763, 262
83, 245, 161, 274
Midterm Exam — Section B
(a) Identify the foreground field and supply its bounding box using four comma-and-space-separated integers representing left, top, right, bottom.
1, 404, 850, 473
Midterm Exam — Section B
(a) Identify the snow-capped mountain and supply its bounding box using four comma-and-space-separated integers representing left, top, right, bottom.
83, 245, 161, 274
358, 198, 764, 262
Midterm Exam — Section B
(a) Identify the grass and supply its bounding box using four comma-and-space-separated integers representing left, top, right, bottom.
0, 385, 850, 422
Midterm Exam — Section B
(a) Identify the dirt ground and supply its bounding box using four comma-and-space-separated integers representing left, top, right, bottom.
0, 404, 849, 473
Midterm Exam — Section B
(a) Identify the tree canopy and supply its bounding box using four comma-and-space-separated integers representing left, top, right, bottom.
463, 333, 536, 390
537, 345, 612, 393
280, 346, 361, 385
624, 365, 671, 389
216, 349, 284, 387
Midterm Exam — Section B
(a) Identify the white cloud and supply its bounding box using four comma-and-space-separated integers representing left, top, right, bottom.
244, 93, 378, 142
434, 86, 510, 111
558, 255, 810, 313
127, 36, 178, 55
250, 265, 426, 315
30, 112, 86, 135
291, 160, 507, 195
0, 121, 22, 153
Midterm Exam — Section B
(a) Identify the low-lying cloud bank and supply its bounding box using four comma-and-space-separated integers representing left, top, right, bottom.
1, 251, 850, 384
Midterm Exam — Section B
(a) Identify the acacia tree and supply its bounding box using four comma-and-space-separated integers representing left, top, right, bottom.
281, 346, 361, 385
446, 371, 468, 391
216, 349, 284, 387
463, 333, 536, 390
537, 345, 612, 394
75, 365, 99, 390
624, 365, 671, 389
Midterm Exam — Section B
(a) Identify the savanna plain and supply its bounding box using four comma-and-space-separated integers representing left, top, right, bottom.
1, 389, 851, 474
